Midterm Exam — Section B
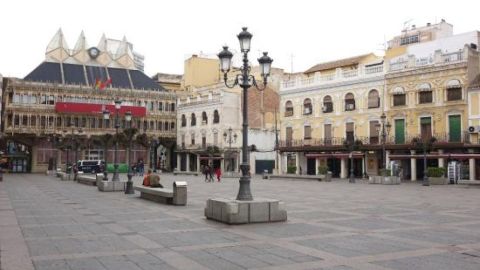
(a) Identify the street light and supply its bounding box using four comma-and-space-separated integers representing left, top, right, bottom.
375, 113, 392, 176
223, 127, 237, 172
124, 111, 135, 194
102, 110, 110, 180
344, 139, 362, 183
218, 27, 273, 201
413, 136, 436, 186
112, 100, 122, 181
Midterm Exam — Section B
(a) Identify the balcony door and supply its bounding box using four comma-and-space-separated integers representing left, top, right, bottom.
395, 119, 405, 144
448, 115, 461, 142
324, 124, 332, 145
286, 127, 293, 146
420, 117, 432, 140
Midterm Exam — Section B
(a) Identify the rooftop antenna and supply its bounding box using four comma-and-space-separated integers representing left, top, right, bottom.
289, 53, 294, 79
402, 19, 413, 33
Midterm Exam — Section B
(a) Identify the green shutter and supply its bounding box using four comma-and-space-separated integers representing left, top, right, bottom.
449, 115, 461, 142
395, 119, 405, 144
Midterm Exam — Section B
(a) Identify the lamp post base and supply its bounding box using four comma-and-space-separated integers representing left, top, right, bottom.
125, 173, 134, 194
205, 198, 287, 224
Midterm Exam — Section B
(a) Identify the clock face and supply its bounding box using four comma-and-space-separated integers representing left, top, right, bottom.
88, 47, 99, 59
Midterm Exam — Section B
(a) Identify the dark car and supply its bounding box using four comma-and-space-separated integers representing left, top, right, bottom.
77, 160, 105, 174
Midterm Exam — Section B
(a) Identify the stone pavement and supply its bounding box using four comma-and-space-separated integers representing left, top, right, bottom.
1, 174, 480, 270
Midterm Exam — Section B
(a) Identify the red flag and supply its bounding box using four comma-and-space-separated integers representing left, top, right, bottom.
99, 77, 112, 90
94, 78, 101, 89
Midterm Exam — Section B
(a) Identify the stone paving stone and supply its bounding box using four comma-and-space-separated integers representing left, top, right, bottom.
32, 259, 70, 270
295, 234, 421, 257
147, 230, 251, 248
182, 250, 245, 270
288, 210, 356, 220
373, 252, 480, 270
390, 213, 474, 225
321, 217, 414, 231
238, 223, 337, 238
96, 255, 144, 270
66, 257, 107, 270
125, 254, 176, 270
389, 228, 480, 245
311, 266, 355, 270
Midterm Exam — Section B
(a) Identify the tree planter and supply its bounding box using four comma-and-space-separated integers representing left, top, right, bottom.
429, 177, 448, 185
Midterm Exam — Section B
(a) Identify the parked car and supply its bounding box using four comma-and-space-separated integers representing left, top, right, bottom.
77, 160, 105, 174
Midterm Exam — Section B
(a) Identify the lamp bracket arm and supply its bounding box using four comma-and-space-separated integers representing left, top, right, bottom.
252, 75, 267, 91
223, 73, 239, 89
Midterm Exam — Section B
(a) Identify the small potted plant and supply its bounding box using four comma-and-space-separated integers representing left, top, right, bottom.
317, 165, 331, 181
287, 166, 297, 174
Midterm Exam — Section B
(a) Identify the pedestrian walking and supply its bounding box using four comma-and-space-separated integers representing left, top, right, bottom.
215, 167, 222, 182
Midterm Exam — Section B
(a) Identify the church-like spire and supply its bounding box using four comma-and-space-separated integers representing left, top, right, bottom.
46, 28, 70, 53
73, 30, 88, 53
97, 33, 108, 52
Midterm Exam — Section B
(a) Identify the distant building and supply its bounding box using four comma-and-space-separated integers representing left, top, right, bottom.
1, 29, 176, 173
151, 73, 182, 92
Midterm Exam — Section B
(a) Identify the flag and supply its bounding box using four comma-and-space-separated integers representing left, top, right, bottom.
99, 77, 112, 90
94, 78, 101, 89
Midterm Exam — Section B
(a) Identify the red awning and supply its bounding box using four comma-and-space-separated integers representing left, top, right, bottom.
55, 102, 146, 117
390, 154, 480, 160
305, 153, 364, 159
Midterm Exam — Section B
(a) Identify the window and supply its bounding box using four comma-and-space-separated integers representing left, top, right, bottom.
418, 83, 432, 104
48, 96, 55, 105
419, 91, 432, 104
202, 111, 208, 124
181, 114, 186, 127
393, 94, 406, 106
400, 35, 419, 45
303, 99, 312, 115
213, 110, 220, 124
13, 94, 20, 104
285, 101, 293, 116
446, 80, 462, 101
31, 116, 37, 127
345, 93, 355, 111
158, 102, 163, 111
322, 96, 333, 113
346, 122, 354, 142
213, 132, 218, 145
171, 122, 175, 130
148, 101, 154, 111
369, 121, 380, 144
304, 126, 312, 139
286, 127, 293, 146
420, 117, 432, 140
191, 133, 195, 145
367, 90, 380, 108
171, 103, 175, 112
22, 115, 28, 126
57, 117, 63, 128
181, 134, 185, 148
191, 113, 196, 126
324, 124, 332, 145
202, 136, 206, 148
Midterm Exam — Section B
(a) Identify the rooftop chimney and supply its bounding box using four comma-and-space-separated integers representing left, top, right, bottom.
427, 22, 431, 26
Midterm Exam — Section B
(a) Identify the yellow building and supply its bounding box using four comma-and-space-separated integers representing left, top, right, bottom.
279, 53, 386, 177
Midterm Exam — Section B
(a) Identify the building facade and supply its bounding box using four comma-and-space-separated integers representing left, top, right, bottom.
278, 21, 480, 180
1, 30, 176, 173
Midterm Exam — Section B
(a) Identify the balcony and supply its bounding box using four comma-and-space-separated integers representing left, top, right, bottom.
278, 132, 480, 151
388, 48, 467, 73
281, 64, 384, 91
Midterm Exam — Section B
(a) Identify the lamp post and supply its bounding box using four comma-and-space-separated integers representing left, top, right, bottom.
223, 127, 237, 172
218, 27, 273, 201
124, 111, 135, 194
112, 100, 122, 181
73, 127, 83, 180
102, 110, 110, 180
344, 139, 362, 183
413, 137, 436, 186
375, 113, 391, 176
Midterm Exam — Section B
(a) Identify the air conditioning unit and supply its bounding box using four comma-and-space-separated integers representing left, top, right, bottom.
304, 107, 311, 114
468, 126, 480, 133
346, 104, 355, 110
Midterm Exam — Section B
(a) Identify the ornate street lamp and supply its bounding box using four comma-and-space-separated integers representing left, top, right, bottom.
124, 111, 135, 194
376, 113, 392, 176
102, 109, 111, 180
112, 100, 122, 181
413, 137, 436, 186
223, 127, 237, 172
218, 27, 273, 201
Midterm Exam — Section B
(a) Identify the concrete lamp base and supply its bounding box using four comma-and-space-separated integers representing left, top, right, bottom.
97, 180, 127, 192
205, 198, 287, 225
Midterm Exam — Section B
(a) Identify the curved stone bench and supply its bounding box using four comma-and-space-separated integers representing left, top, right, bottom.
77, 174, 97, 186
134, 182, 187, 205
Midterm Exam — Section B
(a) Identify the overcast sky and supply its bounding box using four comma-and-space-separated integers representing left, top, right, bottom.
1, 0, 479, 78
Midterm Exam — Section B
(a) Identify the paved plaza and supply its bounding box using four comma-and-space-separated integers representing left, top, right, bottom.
1, 174, 480, 270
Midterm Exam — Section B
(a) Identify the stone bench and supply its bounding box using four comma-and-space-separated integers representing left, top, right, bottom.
134, 181, 187, 205
368, 176, 401, 185
173, 171, 199, 176
77, 174, 97, 186
57, 172, 72, 181
267, 174, 324, 181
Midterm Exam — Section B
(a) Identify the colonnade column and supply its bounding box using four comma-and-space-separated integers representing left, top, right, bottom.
410, 150, 417, 181
177, 154, 181, 171
469, 150, 476, 181
438, 149, 445, 168
186, 153, 190, 172
340, 158, 347, 179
